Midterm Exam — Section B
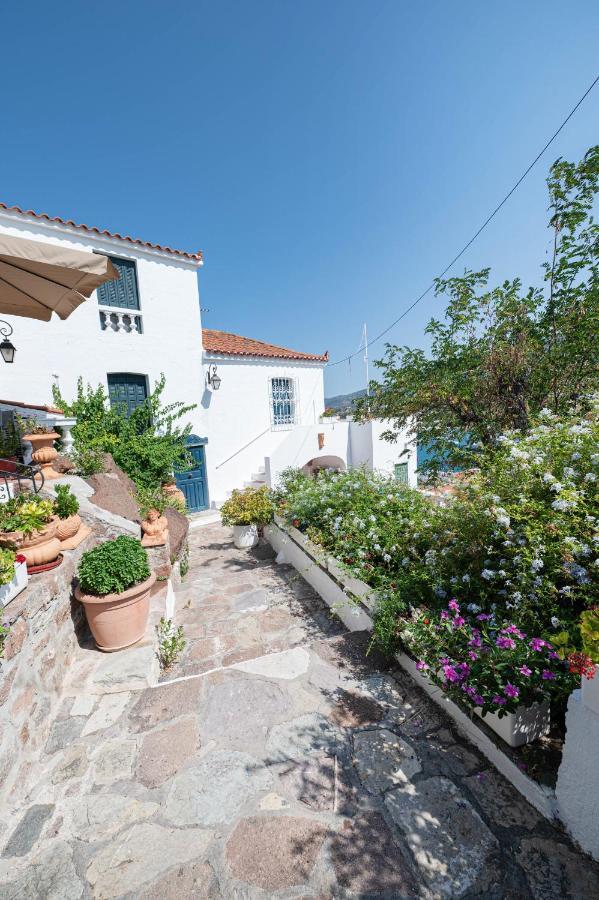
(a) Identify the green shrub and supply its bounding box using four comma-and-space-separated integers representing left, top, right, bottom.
580, 608, 599, 663
0, 548, 16, 585
52, 374, 196, 489
156, 617, 186, 668
53, 484, 79, 519
78, 536, 150, 596
220, 486, 274, 527
70, 446, 105, 477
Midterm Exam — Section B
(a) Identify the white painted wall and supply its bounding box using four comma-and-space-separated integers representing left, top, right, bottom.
0, 210, 204, 427
202, 355, 325, 504
369, 419, 418, 485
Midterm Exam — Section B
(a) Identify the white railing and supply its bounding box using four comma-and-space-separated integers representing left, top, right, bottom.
99, 307, 143, 334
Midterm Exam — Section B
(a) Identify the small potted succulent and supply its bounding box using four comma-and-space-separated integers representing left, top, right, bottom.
0, 493, 61, 570
0, 547, 28, 607
74, 536, 155, 651
54, 484, 90, 549
20, 417, 61, 481
220, 486, 274, 549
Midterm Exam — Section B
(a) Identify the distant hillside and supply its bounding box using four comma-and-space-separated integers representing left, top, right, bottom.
324, 388, 366, 415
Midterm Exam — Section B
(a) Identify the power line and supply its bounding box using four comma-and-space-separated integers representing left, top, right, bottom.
328, 73, 599, 368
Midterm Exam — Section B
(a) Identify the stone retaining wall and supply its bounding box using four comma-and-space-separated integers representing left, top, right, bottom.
0, 495, 144, 816
0, 536, 93, 812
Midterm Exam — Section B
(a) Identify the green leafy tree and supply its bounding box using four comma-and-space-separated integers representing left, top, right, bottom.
52, 374, 196, 488
357, 147, 599, 475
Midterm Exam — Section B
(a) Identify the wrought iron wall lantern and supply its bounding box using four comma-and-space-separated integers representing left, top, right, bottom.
206, 364, 221, 391
0, 321, 16, 364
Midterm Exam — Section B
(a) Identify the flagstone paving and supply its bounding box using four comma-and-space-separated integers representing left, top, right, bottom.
1, 523, 598, 899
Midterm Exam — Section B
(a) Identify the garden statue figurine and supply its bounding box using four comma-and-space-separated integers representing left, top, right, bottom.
141, 508, 169, 548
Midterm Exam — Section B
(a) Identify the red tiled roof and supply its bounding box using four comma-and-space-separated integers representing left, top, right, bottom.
0, 399, 63, 415
0, 202, 203, 263
202, 329, 328, 362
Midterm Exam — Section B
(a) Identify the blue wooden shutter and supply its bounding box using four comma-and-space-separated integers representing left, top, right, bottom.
97, 257, 140, 310
107, 374, 148, 417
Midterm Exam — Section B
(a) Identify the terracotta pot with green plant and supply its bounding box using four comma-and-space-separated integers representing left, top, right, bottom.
20, 418, 61, 481
75, 536, 156, 651
0, 494, 61, 569
162, 477, 186, 509
220, 486, 274, 549
54, 483, 91, 549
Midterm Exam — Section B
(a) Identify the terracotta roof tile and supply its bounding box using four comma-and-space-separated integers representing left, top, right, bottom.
0, 202, 203, 263
0, 399, 63, 415
203, 329, 328, 362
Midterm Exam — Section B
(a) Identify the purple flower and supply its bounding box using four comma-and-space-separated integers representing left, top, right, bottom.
542, 670, 556, 680
477, 613, 492, 622
439, 657, 450, 666
502, 625, 525, 639
456, 662, 471, 678
492, 695, 507, 705
496, 635, 516, 650
519, 665, 532, 676
416, 660, 429, 671
530, 638, 548, 651
473, 694, 485, 706
443, 664, 460, 683
504, 683, 519, 698
440, 610, 449, 620
548, 651, 560, 660
468, 651, 478, 661
448, 599, 460, 613
452, 616, 466, 628
469, 629, 482, 649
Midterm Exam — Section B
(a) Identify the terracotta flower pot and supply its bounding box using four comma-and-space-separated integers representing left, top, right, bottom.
23, 432, 61, 481
163, 482, 186, 507
75, 571, 157, 652
1, 516, 62, 568
57, 513, 81, 542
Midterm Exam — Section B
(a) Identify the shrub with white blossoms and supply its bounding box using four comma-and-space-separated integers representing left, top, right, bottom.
275, 400, 599, 705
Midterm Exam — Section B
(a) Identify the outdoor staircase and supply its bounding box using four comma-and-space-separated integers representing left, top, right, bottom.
244, 464, 268, 490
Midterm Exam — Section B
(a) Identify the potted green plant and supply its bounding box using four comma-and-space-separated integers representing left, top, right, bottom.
0, 494, 61, 570
74, 535, 155, 651
54, 483, 91, 549
0, 548, 28, 607
220, 486, 274, 549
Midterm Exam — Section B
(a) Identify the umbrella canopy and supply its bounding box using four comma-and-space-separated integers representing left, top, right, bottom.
0, 233, 118, 321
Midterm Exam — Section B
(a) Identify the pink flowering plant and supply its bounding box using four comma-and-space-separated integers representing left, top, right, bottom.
400, 599, 577, 717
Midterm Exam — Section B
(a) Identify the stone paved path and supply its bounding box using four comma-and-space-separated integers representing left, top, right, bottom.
1, 523, 598, 899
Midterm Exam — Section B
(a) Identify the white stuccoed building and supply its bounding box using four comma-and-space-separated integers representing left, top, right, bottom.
0, 203, 416, 508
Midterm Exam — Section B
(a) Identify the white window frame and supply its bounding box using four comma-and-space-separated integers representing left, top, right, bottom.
269, 376, 299, 430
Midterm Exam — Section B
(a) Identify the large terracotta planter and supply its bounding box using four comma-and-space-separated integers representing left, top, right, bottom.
0, 516, 61, 568
163, 483, 186, 507
23, 432, 61, 481
75, 571, 156, 652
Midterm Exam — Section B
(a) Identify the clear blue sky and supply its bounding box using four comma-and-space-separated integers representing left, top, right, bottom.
2, 1, 598, 396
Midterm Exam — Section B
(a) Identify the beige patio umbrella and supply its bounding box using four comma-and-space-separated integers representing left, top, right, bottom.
0, 233, 118, 321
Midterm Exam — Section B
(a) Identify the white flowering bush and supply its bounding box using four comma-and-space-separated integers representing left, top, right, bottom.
276, 401, 599, 704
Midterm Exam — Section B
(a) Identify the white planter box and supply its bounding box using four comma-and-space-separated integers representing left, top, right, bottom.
581, 666, 599, 717
0, 559, 28, 607
474, 700, 550, 748
233, 524, 259, 549
0, 480, 16, 505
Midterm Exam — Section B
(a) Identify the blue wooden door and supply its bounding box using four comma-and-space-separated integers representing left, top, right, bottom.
176, 444, 208, 511
107, 373, 148, 417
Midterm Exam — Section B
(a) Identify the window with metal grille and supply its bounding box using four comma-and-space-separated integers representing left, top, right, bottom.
394, 462, 409, 484
270, 377, 297, 429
